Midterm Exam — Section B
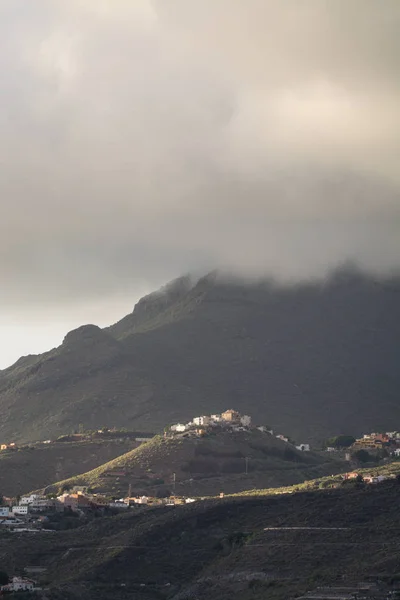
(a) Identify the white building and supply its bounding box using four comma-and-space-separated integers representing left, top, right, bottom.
211, 414, 222, 422
394, 448, 400, 457
240, 415, 252, 427
30, 499, 59, 512
170, 423, 187, 433
12, 505, 29, 515
276, 434, 289, 443
20, 494, 43, 506
296, 444, 310, 452
326, 447, 336, 452
1, 577, 35, 592
134, 496, 148, 505
0, 507, 10, 517
193, 416, 211, 427
109, 501, 129, 509
257, 426, 273, 434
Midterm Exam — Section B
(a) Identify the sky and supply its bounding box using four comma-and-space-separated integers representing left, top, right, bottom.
1, 0, 400, 368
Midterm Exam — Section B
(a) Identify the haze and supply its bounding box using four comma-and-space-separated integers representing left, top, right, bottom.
1, 0, 399, 368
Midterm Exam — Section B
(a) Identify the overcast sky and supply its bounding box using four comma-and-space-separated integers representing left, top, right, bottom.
1, 0, 399, 368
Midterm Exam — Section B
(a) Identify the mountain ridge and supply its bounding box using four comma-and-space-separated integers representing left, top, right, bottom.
0, 267, 399, 443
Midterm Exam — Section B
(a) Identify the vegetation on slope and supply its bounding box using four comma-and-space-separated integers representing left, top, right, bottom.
2, 479, 400, 600
232, 457, 400, 497
0, 439, 139, 497
43, 430, 345, 497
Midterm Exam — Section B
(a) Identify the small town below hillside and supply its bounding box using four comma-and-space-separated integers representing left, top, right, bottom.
0, 411, 400, 600
1, 410, 400, 537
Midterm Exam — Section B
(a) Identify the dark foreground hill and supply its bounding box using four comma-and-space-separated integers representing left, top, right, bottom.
0, 267, 399, 443
43, 430, 345, 497
2, 480, 400, 600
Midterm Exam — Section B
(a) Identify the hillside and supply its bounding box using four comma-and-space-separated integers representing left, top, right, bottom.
43, 430, 345, 497
0, 267, 399, 443
0, 439, 139, 497
2, 479, 400, 600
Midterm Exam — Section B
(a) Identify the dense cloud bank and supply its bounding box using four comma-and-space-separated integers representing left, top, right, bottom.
1, 0, 399, 311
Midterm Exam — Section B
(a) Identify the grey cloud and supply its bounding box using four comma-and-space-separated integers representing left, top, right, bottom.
1, 0, 400, 311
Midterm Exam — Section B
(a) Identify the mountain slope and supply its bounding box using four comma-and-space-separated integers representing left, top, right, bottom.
0, 268, 399, 443
43, 430, 345, 497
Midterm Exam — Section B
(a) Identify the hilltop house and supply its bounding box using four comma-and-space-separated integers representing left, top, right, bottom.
193, 416, 211, 427
276, 434, 289, 443
221, 409, 241, 422
170, 423, 187, 433
211, 414, 222, 422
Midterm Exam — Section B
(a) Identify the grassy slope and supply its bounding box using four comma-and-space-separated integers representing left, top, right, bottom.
2, 479, 400, 600
0, 440, 138, 497
42, 430, 345, 497
232, 458, 400, 496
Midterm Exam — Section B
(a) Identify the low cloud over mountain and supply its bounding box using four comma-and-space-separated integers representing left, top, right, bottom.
1, 1, 399, 364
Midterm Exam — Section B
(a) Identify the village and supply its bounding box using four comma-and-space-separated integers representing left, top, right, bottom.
167, 408, 313, 451
167, 409, 400, 460
0, 412, 400, 535
0, 416, 399, 595
0, 487, 199, 532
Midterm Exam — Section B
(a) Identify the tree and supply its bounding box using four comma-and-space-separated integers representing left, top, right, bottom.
328, 435, 356, 448
353, 449, 371, 463
0, 571, 9, 586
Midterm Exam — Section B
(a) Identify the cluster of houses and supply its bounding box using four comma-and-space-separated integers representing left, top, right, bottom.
0, 488, 197, 529
169, 408, 252, 436
352, 431, 400, 455
0, 442, 17, 451
343, 471, 395, 484
168, 409, 311, 452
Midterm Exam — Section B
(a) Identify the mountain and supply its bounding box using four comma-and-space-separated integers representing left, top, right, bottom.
2, 479, 400, 599
0, 267, 399, 443
42, 429, 345, 498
